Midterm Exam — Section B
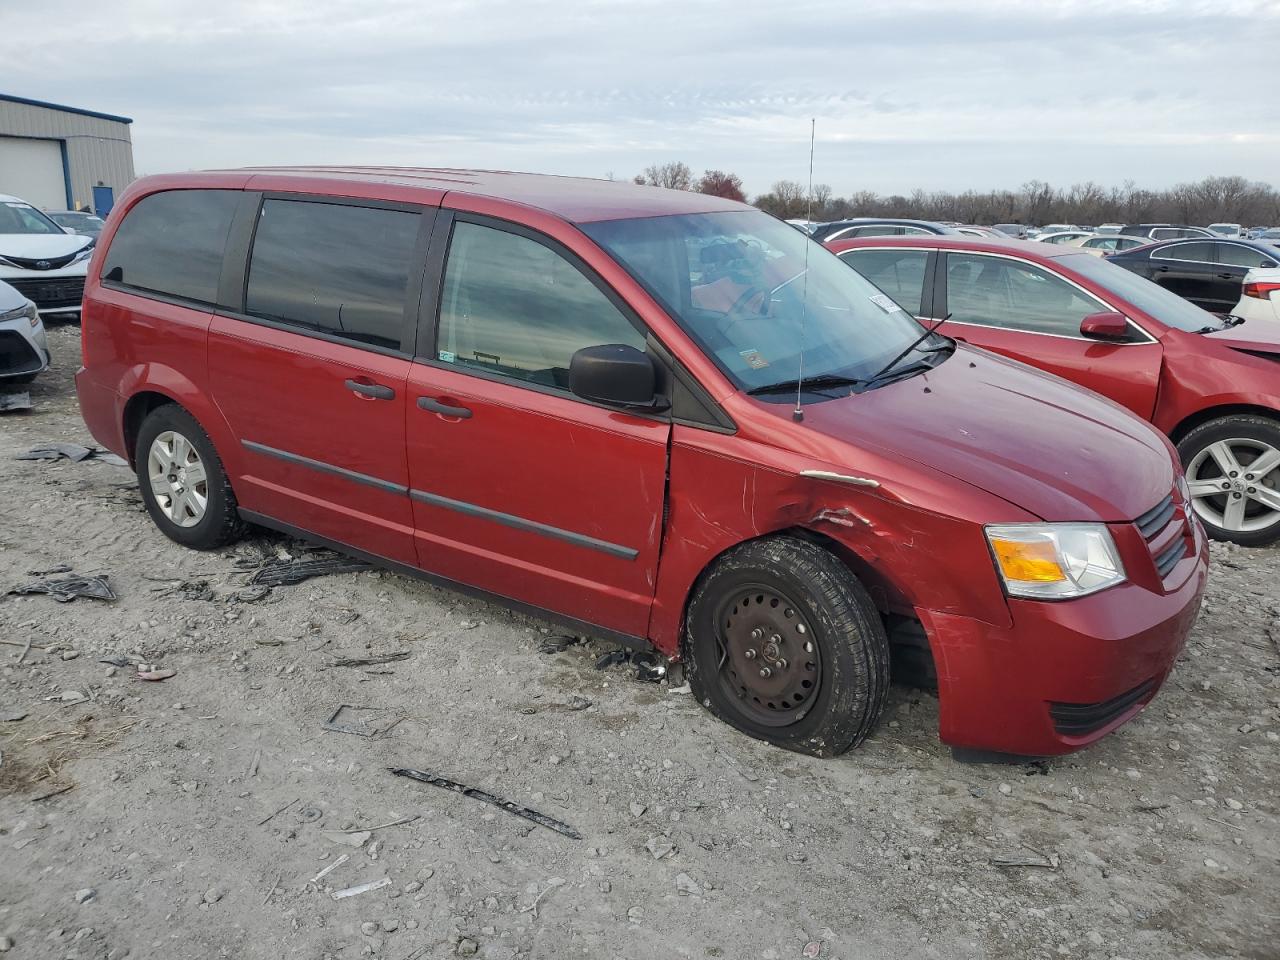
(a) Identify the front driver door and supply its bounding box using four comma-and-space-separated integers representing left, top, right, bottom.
937, 251, 1164, 419
404, 214, 670, 639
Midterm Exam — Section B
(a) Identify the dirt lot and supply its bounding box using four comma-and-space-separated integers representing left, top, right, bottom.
1, 322, 1277, 960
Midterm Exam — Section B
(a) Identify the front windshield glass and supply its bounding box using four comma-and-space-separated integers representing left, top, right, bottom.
0, 201, 66, 236
583, 210, 936, 392
1060, 253, 1225, 331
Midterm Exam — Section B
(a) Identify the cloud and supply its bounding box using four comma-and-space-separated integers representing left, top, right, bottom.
3, 0, 1278, 194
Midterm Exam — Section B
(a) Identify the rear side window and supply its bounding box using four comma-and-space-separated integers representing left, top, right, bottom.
101, 190, 239, 304
1154, 242, 1213, 263
246, 199, 419, 351
437, 221, 645, 389
838, 248, 929, 315
1216, 243, 1276, 269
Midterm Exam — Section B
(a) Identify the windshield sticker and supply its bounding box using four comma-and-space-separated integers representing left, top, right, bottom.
869, 293, 902, 313
739, 349, 769, 370
438, 350, 456, 363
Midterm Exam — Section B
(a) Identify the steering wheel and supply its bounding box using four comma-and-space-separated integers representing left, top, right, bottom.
718, 285, 772, 335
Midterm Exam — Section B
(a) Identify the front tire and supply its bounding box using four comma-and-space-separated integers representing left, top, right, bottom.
686, 536, 889, 757
135, 404, 246, 550
1178, 415, 1280, 547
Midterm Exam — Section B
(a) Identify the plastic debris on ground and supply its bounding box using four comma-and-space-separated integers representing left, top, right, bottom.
321, 704, 403, 738
8, 573, 117, 603
391, 766, 583, 840
248, 555, 373, 587
16, 443, 127, 466
0, 392, 33, 413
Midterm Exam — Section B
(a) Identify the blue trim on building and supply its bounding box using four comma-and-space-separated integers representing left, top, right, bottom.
58, 139, 73, 208
0, 93, 132, 125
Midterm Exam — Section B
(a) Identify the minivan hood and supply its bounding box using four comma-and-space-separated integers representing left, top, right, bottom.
0, 234, 92, 259
797, 346, 1174, 522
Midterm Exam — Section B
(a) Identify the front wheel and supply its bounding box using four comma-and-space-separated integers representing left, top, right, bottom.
685, 536, 889, 757
1178, 415, 1280, 546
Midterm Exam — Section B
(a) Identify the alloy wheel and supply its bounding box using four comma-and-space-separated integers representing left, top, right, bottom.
147, 430, 209, 528
1186, 438, 1280, 533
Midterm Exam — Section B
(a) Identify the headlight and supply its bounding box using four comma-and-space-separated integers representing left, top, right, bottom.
0, 302, 39, 327
986, 523, 1126, 599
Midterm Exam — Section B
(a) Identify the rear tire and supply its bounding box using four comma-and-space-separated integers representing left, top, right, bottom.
1177, 415, 1280, 547
686, 536, 890, 757
135, 404, 246, 550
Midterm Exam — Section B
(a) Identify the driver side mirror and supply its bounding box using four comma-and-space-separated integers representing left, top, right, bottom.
1080, 311, 1130, 341
569, 344, 666, 410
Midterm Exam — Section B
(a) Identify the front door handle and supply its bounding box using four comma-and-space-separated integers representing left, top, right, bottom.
345, 378, 395, 401
417, 396, 472, 419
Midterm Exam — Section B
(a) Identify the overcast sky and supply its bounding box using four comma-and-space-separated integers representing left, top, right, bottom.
6, 0, 1279, 197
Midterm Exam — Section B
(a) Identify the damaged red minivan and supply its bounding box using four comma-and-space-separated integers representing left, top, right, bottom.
76, 169, 1207, 760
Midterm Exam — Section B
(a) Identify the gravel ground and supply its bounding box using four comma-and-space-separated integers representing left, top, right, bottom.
1, 322, 1277, 960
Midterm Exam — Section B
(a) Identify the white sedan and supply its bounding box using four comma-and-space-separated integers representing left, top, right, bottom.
0, 279, 50, 384
1234, 267, 1280, 323
0, 194, 94, 320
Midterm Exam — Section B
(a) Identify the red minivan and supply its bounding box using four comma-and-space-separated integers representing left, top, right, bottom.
829, 235, 1280, 546
76, 169, 1208, 760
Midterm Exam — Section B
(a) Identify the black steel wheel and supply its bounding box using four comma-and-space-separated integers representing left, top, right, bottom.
686, 535, 889, 757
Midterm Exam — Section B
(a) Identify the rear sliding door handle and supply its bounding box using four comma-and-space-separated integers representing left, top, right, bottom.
417, 396, 472, 419
344, 378, 395, 400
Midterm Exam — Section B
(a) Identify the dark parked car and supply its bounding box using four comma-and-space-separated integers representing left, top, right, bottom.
808, 218, 960, 244
1121, 224, 1215, 241
1104, 238, 1279, 314
48, 210, 107, 239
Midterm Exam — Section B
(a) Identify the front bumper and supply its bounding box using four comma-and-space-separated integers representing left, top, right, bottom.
919, 525, 1208, 757
0, 318, 50, 379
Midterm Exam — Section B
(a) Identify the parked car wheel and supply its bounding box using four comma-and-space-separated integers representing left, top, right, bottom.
135, 404, 246, 550
1178, 415, 1280, 546
685, 535, 889, 757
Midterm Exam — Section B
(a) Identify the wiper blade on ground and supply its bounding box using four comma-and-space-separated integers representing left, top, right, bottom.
746, 373, 864, 396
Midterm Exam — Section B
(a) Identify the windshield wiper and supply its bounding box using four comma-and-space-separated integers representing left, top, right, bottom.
864, 315, 952, 386
747, 373, 864, 397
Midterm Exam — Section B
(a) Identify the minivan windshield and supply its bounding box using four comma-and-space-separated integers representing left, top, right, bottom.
0, 201, 66, 236
584, 210, 941, 393
1059, 252, 1227, 332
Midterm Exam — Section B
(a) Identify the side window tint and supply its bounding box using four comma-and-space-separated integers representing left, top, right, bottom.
1156, 242, 1213, 263
1217, 244, 1271, 268
852, 225, 900, 237
101, 190, 239, 304
945, 254, 1105, 336
246, 199, 419, 351
839, 249, 929, 315
438, 221, 646, 390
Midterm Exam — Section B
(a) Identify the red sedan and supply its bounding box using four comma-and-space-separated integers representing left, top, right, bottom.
829, 235, 1280, 545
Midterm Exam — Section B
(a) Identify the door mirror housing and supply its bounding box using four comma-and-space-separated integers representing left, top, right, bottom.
1080, 311, 1130, 341
569, 344, 665, 409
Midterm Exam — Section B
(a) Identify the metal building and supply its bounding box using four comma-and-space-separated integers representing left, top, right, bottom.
0, 93, 135, 216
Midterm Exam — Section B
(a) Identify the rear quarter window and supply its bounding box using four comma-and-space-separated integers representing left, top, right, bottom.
101, 190, 240, 304
245, 199, 420, 351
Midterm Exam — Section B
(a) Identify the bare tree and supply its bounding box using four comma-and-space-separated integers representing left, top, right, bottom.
752, 175, 1280, 228
636, 161, 693, 191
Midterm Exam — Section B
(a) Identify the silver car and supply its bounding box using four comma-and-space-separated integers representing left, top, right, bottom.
0, 278, 50, 384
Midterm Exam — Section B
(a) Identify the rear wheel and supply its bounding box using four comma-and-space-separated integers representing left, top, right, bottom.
686, 536, 889, 757
135, 404, 246, 550
1178, 415, 1280, 546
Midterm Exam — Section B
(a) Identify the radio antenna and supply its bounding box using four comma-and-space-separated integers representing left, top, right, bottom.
793, 118, 816, 423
